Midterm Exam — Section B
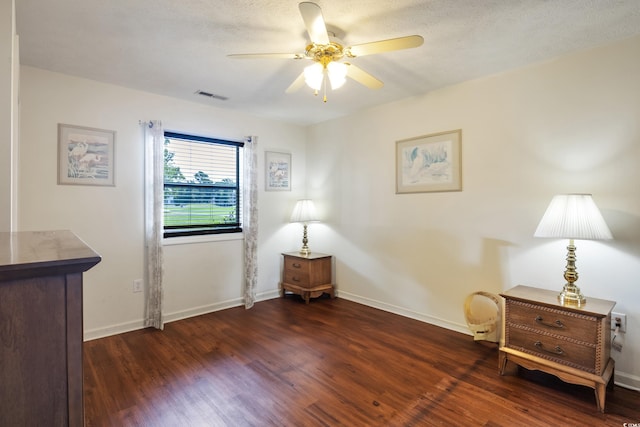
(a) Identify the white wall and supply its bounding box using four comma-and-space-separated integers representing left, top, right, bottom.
0, 0, 18, 231
18, 66, 307, 338
306, 35, 640, 389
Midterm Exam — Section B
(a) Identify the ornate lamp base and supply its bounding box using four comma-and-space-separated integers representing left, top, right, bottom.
558, 284, 586, 306
557, 239, 586, 306
299, 224, 311, 256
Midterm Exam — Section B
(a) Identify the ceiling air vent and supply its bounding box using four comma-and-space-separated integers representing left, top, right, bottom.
195, 90, 228, 101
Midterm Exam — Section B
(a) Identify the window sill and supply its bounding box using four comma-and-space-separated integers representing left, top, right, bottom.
162, 232, 244, 246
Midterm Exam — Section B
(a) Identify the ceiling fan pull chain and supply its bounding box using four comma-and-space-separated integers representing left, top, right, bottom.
323, 74, 328, 103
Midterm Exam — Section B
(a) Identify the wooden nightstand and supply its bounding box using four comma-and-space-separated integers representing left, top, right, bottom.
281, 252, 335, 304
499, 285, 616, 412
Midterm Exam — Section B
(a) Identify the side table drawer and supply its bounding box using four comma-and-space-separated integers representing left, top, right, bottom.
508, 300, 598, 343
283, 255, 311, 288
507, 325, 597, 373
284, 256, 310, 274
283, 269, 310, 287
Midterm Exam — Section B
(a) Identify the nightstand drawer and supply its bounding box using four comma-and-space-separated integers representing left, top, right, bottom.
284, 257, 310, 274
284, 269, 310, 287
508, 300, 598, 343
507, 325, 597, 373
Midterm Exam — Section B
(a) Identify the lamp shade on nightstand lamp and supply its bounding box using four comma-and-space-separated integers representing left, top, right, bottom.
290, 199, 318, 256
534, 194, 612, 306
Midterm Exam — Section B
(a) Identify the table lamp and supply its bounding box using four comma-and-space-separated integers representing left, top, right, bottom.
534, 194, 612, 306
290, 199, 318, 256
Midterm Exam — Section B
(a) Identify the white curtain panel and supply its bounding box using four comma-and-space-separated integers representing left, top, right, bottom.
243, 136, 258, 309
143, 120, 164, 329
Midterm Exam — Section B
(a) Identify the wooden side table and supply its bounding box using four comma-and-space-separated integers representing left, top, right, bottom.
499, 285, 616, 412
281, 252, 335, 303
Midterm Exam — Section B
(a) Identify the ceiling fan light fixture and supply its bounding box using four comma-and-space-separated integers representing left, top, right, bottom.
304, 63, 323, 91
229, 3, 424, 101
327, 61, 347, 90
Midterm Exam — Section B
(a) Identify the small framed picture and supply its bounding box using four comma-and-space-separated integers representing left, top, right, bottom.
396, 129, 462, 194
265, 151, 291, 191
58, 123, 116, 186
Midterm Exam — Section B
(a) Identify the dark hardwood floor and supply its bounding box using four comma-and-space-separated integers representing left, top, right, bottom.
84, 296, 639, 426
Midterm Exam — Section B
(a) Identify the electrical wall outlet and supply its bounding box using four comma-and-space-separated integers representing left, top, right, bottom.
133, 279, 143, 293
611, 312, 626, 333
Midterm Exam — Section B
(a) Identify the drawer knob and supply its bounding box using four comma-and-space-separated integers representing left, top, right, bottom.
292, 277, 300, 282
292, 263, 302, 268
534, 341, 565, 355
535, 315, 564, 329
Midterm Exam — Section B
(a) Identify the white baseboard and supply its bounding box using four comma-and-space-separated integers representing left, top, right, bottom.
337, 290, 471, 336
83, 319, 146, 341
163, 297, 244, 324
615, 371, 640, 391
83, 290, 281, 342
256, 289, 282, 301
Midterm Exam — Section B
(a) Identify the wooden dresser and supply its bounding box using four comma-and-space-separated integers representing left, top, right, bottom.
499, 285, 615, 412
281, 252, 335, 303
0, 230, 101, 426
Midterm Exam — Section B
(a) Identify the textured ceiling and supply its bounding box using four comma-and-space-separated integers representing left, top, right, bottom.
15, 0, 640, 126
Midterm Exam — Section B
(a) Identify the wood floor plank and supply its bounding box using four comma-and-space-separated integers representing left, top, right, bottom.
84, 297, 640, 426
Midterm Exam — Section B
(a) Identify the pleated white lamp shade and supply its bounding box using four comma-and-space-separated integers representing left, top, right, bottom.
290, 199, 318, 223
534, 194, 612, 240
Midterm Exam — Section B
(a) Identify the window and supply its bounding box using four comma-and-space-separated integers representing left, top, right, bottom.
163, 131, 244, 238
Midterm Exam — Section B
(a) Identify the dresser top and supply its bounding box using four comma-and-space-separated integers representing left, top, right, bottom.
0, 230, 101, 280
282, 252, 331, 260
501, 285, 616, 317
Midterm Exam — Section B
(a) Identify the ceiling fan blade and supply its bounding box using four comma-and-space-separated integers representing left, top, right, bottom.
347, 35, 424, 57
299, 2, 330, 45
227, 53, 305, 60
345, 63, 383, 89
285, 72, 306, 93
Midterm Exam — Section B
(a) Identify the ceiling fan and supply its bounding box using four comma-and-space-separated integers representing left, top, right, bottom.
228, 2, 424, 102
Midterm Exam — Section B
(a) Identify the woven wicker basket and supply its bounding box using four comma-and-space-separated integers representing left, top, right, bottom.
464, 291, 501, 342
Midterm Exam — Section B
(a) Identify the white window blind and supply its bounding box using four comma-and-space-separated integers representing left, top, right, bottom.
163, 131, 243, 237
